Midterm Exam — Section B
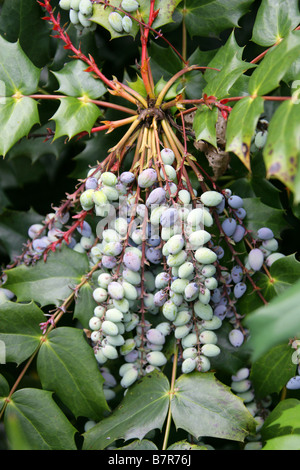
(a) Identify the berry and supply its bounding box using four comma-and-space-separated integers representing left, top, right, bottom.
138, 168, 157, 188
146, 351, 167, 367
228, 195, 244, 209
228, 329, 244, 347
233, 282, 247, 299
222, 218, 237, 237
248, 248, 264, 271
200, 191, 223, 207
121, 0, 139, 13
257, 227, 274, 240
120, 367, 139, 388
182, 357, 196, 373
108, 12, 123, 33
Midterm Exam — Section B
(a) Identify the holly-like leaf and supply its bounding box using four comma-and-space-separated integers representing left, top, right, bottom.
263, 100, 300, 201
225, 96, 264, 171
250, 344, 296, 398
0, 0, 52, 68
0, 35, 40, 96
52, 60, 107, 99
193, 106, 218, 148
4, 388, 77, 450
178, 0, 256, 38
252, 0, 300, 47
51, 97, 101, 141
248, 30, 300, 96
83, 370, 170, 450
3, 245, 90, 307
117, 439, 159, 450
37, 327, 109, 421
241, 197, 287, 238
0, 97, 40, 157
0, 300, 45, 366
203, 31, 256, 99
245, 277, 300, 361
0, 35, 41, 156
171, 372, 256, 442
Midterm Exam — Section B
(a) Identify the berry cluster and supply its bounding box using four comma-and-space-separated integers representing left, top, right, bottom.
59, 0, 96, 33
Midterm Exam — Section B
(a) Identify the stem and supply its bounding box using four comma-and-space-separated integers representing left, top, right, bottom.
139, 0, 156, 98
162, 344, 178, 450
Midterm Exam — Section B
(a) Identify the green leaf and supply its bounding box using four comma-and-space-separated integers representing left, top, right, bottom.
0, 208, 43, 262
37, 327, 109, 421
262, 434, 300, 450
0, 301, 44, 366
0, 97, 40, 157
252, 0, 300, 47
245, 278, 300, 361
263, 100, 300, 201
117, 439, 158, 450
250, 344, 296, 398
225, 96, 264, 171
4, 388, 77, 450
0, 35, 40, 95
73, 281, 98, 329
171, 372, 256, 442
248, 30, 300, 96
203, 31, 256, 99
241, 197, 287, 237
178, 0, 256, 38
52, 60, 107, 99
51, 97, 101, 141
4, 245, 90, 307
261, 399, 300, 450
0, 0, 51, 68
167, 440, 208, 450
193, 106, 218, 148
83, 370, 170, 450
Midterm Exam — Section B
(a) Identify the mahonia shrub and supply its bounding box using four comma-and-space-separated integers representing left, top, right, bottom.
0, 0, 300, 451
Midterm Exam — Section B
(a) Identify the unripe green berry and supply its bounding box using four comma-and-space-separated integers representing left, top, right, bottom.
102, 320, 119, 336
93, 287, 108, 303
100, 171, 118, 186
146, 351, 167, 367
201, 316, 222, 330
120, 367, 139, 388
59, 0, 71, 10
167, 250, 187, 267
106, 334, 125, 346
173, 309, 191, 327
194, 301, 213, 320
199, 330, 218, 344
231, 379, 252, 393
195, 247, 217, 265
105, 308, 124, 323
181, 333, 198, 349
201, 343, 221, 357
120, 338, 136, 356
200, 191, 223, 207
70, 0, 81, 10
170, 278, 189, 294
102, 343, 118, 360
89, 316, 102, 331
93, 190, 108, 206
80, 189, 94, 210
162, 300, 178, 321
182, 357, 196, 373
108, 12, 123, 33
178, 261, 194, 279
198, 355, 211, 372
182, 347, 197, 360
175, 324, 192, 339
122, 15, 133, 33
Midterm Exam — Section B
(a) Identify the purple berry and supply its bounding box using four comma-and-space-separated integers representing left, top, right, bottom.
120, 171, 135, 185
123, 251, 141, 272
85, 177, 98, 190
228, 195, 244, 209
257, 227, 274, 240
222, 218, 237, 237
232, 225, 246, 243
235, 207, 247, 220
233, 282, 247, 299
146, 187, 167, 207
231, 265, 243, 284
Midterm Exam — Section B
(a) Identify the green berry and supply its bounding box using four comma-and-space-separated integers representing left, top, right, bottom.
121, 0, 139, 12
59, 0, 71, 10
122, 15, 133, 33
120, 367, 139, 388
146, 351, 167, 367
200, 191, 223, 207
182, 357, 196, 373
108, 12, 123, 33
102, 320, 119, 336
201, 343, 221, 357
